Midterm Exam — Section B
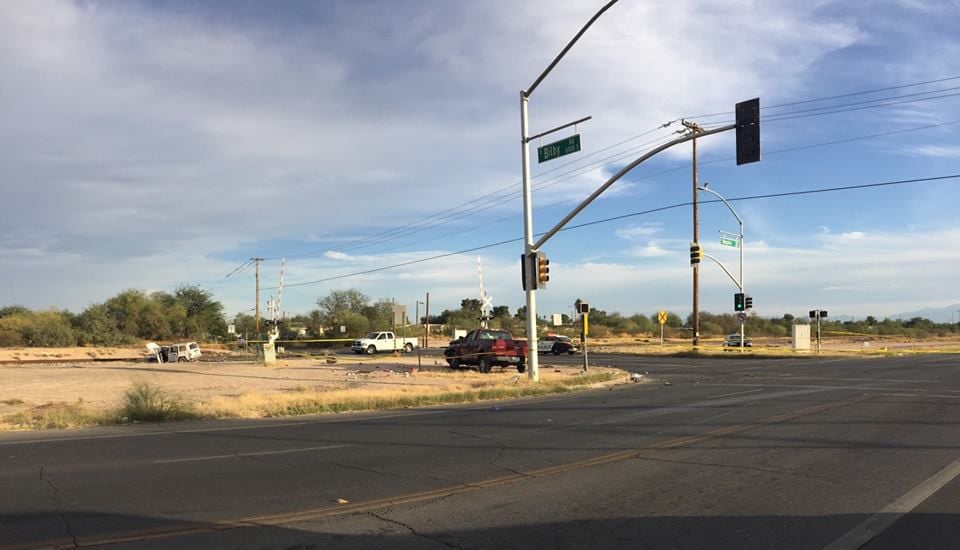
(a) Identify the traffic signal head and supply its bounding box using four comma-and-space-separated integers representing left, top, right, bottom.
819, 310, 827, 318
734, 292, 745, 312
735, 97, 760, 165
578, 302, 590, 314
745, 295, 753, 310
809, 310, 816, 319
537, 252, 550, 288
689, 243, 702, 266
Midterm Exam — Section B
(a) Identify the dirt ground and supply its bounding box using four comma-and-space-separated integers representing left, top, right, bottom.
0, 352, 596, 419
2, 336, 956, 423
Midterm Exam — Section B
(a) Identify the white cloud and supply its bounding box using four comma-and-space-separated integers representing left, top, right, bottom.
631, 242, 674, 258
615, 223, 665, 241
904, 145, 960, 158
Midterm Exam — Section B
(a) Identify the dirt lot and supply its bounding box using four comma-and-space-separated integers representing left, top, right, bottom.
0, 350, 625, 429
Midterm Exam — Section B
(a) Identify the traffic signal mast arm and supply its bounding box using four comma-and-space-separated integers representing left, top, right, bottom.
700, 252, 743, 291
533, 123, 736, 251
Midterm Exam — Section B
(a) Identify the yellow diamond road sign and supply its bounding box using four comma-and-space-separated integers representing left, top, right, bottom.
658, 310, 668, 325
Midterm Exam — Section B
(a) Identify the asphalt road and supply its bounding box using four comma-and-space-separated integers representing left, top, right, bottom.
2, 353, 959, 549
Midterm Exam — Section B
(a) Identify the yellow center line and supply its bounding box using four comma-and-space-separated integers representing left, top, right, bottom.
13, 395, 867, 550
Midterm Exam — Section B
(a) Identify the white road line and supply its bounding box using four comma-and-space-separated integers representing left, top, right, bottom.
763, 376, 942, 384
882, 392, 960, 399
0, 410, 448, 447
707, 388, 765, 399
822, 456, 960, 550
154, 444, 350, 464
701, 382, 957, 394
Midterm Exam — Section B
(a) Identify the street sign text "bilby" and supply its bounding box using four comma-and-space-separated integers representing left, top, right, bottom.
538, 134, 581, 163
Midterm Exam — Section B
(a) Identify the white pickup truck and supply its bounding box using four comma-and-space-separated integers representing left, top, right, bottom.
351, 331, 419, 354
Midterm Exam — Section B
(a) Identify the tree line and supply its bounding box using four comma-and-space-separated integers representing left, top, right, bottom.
240, 288, 960, 342
0, 286, 226, 347
2, 286, 956, 348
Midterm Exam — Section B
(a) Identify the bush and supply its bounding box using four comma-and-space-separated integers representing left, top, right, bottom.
120, 381, 197, 422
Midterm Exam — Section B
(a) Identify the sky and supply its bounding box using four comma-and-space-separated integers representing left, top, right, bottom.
2, 0, 959, 323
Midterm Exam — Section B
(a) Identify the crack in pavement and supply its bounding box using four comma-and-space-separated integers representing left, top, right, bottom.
447, 430, 530, 479
366, 511, 471, 550
39, 466, 78, 548
333, 462, 478, 490
631, 453, 877, 484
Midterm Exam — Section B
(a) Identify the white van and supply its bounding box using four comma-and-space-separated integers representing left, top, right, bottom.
160, 342, 202, 362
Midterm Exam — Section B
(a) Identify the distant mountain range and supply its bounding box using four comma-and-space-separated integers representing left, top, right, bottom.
889, 304, 960, 324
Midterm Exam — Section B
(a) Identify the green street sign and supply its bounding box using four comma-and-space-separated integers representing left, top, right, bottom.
720, 237, 739, 248
538, 134, 581, 163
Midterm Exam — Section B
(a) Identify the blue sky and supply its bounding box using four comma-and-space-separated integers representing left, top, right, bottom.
1, 0, 959, 322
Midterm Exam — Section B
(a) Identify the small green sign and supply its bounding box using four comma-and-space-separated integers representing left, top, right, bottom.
720, 237, 739, 248
538, 134, 581, 163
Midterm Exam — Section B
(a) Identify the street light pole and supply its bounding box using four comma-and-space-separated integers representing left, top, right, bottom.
520, 93, 539, 382
519, 0, 620, 383
698, 184, 746, 350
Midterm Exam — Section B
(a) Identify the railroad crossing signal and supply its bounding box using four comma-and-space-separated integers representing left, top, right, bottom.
809, 309, 828, 319
689, 243, 702, 266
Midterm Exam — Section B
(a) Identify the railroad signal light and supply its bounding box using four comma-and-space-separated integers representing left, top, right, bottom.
745, 295, 753, 310
734, 292, 745, 312
690, 243, 702, 266
537, 252, 550, 288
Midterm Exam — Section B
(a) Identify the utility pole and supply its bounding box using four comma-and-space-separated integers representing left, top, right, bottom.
251, 257, 263, 337
425, 292, 430, 349
684, 120, 704, 348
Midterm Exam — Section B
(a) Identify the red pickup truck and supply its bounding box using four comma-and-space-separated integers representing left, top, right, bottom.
444, 329, 528, 373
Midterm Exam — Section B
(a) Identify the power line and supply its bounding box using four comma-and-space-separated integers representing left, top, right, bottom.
262, 75, 960, 264
261, 173, 959, 290
278, 124, 677, 258
703, 89, 960, 127
684, 74, 960, 119
271, 130, 680, 260
290, 90, 960, 259
345, 119, 960, 257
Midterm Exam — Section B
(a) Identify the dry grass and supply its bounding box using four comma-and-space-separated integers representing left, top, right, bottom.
0, 401, 109, 430
0, 369, 626, 430
195, 370, 623, 419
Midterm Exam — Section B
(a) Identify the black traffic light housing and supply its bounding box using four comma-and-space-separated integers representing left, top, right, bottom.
734, 292, 745, 312
745, 295, 753, 310
521, 252, 548, 290
689, 243, 702, 266
577, 302, 590, 314
735, 98, 761, 165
